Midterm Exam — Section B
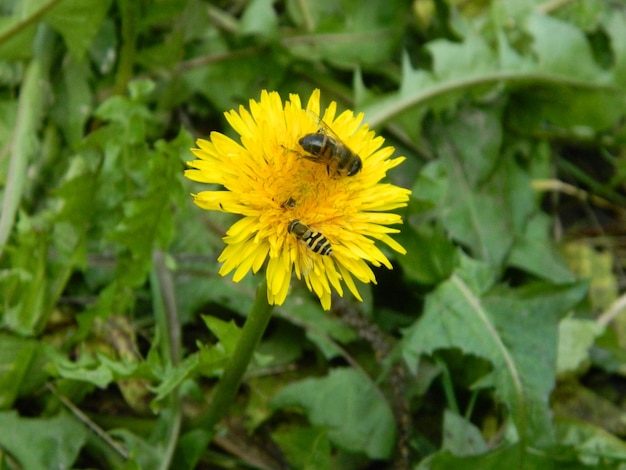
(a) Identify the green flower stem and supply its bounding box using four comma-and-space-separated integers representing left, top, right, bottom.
114, 0, 137, 95
201, 279, 274, 430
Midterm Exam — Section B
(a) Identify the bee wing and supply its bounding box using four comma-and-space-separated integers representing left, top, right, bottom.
305, 110, 350, 147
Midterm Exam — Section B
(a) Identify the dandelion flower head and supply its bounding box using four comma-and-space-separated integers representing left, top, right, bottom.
185, 89, 411, 310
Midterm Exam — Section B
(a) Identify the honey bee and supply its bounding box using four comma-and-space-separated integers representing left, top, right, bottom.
288, 220, 333, 256
298, 115, 362, 177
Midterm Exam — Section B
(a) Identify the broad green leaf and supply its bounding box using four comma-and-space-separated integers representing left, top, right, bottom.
556, 318, 604, 376
0, 215, 49, 335
87, 16, 117, 74
419, 441, 607, 470
509, 213, 576, 284
241, 0, 279, 38
427, 108, 534, 267
0, 101, 18, 157
185, 51, 285, 115
554, 417, 626, 467
359, 8, 622, 134
402, 272, 587, 446
278, 285, 358, 359
46, 348, 124, 388
0, 334, 47, 408
553, 0, 607, 31
428, 33, 497, 83
507, 86, 625, 136
149, 319, 244, 406
94, 95, 153, 144
431, 105, 504, 187
109, 428, 164, 469
358, 33, 500, 130
442, 409, 488, 457
409, 159, 449, 208
562, 242, 618, 312
525, 13, 606, 81
44, 0, 111, 60
49, 58, 92, 145
553, 383, 626, 438
285, 0, 407, 68
178, 276, 256, 322
273, 426, 331, 470
0, 0, 41, 60
0, 410, 87, 470
605, 13, 626, 87
395, 221, 459, 285
271, 368, 396, 459
172, 429, 212, 470
151, 354, 201, 402
201, 315, 243, 355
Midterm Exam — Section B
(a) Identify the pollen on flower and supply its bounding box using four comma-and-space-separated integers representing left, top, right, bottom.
185, 89, 411, 310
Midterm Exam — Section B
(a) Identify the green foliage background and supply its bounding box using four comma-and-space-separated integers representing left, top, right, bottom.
1, 0, 626, 469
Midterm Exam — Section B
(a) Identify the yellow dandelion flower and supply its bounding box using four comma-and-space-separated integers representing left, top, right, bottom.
185, 89, 411, 310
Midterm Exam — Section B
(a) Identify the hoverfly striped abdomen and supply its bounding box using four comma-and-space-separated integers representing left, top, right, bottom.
288, 220, 333, 256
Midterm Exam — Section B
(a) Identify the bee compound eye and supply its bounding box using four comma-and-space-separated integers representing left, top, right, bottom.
348, 157, 363, 176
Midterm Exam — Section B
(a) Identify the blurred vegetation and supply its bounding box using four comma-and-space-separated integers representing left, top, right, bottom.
1, 0, 626, 469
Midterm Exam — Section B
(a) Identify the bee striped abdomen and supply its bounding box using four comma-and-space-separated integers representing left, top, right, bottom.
288, 220, 333, 256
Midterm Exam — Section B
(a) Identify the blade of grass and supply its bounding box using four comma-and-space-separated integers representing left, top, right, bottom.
0, 25, 54, 258
151, 250, 182, 470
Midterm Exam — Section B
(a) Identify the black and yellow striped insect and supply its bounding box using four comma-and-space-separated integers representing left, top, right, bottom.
288, 220, 333, 256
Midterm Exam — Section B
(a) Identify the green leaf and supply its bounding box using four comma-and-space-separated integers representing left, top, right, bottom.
552, 382, 626, 438
395, 221, 459, 285
0, 334, 47, 408
420, 442, 601, 470
557, 318, 604, 376
49, 58, 92, 145
151, 354, 201, 402
554, 417, 626, 466
509, 213, 577, 284
285, 0, 408, 68
278, 288, 357, 360
605, 13, 626, 87
241, 0, 279, 38
409, 159, 449, 208
172, 429, 212, 470
185, 51, 285, 114
0, 215, 49, 335
201, 315, 243, 355
428, 33, 498, 82
562, 242, 617, 312
441, 410, 488, 457
109, 428, 164, 469
507, 85, 625, 136
432, 105, 504, 187
271, 368, 396, 459
525, 13, 606, 81
44, 0, 112, 60
402, 273, 587, 446
45, 346, 139, 388
0, 410, 87, 470
273, 426, 331, 470
428, 108, 535, 267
